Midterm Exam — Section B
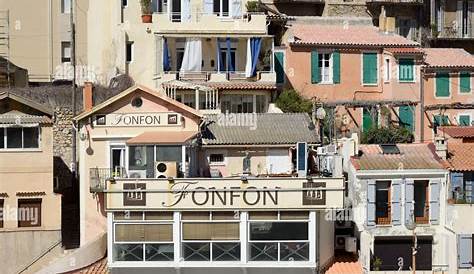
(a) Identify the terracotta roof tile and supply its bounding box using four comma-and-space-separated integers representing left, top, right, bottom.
385, 47, 424, 55
445, 143, 474, 171
439, 126, 474, 138
126, 131, 198, 145
64, 257, 108, 274
162, 81, 276, 90
424, 48, 474, 68
352, 143, 444, 170
290, 24, 419, 47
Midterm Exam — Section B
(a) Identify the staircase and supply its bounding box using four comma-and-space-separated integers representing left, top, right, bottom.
0, 10, 10, 88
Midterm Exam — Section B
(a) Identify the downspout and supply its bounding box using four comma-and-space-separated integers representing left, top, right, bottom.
420, 64, 425, 142
49, 0, 53, 81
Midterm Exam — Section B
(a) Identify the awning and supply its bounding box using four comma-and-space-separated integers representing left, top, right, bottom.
126, 131, 198, 145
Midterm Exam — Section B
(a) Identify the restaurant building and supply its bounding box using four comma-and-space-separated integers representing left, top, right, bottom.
74, 84, 345, 273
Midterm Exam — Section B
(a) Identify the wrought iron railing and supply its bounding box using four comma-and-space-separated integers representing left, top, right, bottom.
89, 167, 127, 192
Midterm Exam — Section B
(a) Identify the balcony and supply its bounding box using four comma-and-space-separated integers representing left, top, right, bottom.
431, 26, 474, 40
152, 12, 268, 35
366, 0, 423, 3
90, 167, 127, 193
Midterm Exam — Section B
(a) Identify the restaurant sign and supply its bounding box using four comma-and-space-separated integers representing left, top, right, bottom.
94, 112, 180, 127
107, 178, 344, 210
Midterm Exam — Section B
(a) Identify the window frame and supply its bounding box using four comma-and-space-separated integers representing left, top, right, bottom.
398, 58, 415, 83
318, 51, 333, 84
61, 41, 72, 63
208, 152, 226, 166
0, 126, 41, 151
458, 71, 472, 95
413, 180, 430, 224
375, 180, 391, 225
361, 51, 379, 86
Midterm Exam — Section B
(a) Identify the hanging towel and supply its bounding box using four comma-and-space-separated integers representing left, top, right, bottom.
216, 38, 224, 72
181, 38, 202, 72
226, 38, 234, 72
163, 38, 171, 72
245, 38, 252, 77
250, 37, 262, 76
181, 0, 191, 22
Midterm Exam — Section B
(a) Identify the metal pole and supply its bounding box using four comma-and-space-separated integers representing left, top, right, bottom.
412, 229, 417, 274
71, 0, 77, 177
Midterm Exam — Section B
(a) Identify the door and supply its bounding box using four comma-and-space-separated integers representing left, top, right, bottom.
111, 146, 126, 177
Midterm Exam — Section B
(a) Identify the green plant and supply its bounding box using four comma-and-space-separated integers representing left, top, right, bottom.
373, 257, 383, 271
246, 1, 260, 12
140, 0, 152, 14
431, 23, 439, 38
361, 126, 414, 144
275, 89, 312, 113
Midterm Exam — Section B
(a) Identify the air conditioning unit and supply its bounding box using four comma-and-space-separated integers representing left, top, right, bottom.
155, 161, 178, 178
317, 146, 327, 155
345, 237, 357, 253
128, 170, 147, 179
335, 235, 350, 250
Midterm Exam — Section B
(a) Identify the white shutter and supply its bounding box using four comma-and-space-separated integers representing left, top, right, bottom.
367, 180, 376, 227
203, 0, 214, 14
405, 179, 415, 226
231, 0, 242, 18
391, 179, 402, 226
458, 234, 473, 268
429, 179, 441, 225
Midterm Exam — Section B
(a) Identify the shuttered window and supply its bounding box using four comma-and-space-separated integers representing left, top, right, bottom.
460, 72, 471, 93
363, 53, 378, 84
311, 51, 320, 84
274, 52, 285, 84
457, 234, 473, 268
434, 115, 449, 126
367, 180, 376, 227
17, 199, 42, 227
399, 106, 414, 132
333, 51, 341, 84
436, 72, 450, 97
405, 179, 414, 226
182, 223, 239, 240
459, 115, 471, 126
115, 224, 173, 242
429, 180, 440, 225
398, 59, 414, 82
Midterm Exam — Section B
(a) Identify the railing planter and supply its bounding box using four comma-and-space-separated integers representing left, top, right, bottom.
141, 14, 152, 23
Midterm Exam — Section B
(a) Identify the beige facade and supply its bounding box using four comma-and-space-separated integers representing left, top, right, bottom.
0, 0, 88, 83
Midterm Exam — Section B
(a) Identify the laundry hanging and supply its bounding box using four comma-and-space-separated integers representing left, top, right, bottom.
245, 38, 252, 77
245, 37, 262, 77
226, 38, 234, 72
180, 38, 202, 72
216, 38, 224, 72
163, 38, 171, 72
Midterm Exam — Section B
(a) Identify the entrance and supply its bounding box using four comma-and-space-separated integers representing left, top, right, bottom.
110, 146, 126, 177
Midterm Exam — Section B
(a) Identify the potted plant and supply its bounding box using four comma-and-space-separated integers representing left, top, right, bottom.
246, 1, 260, 13
140, 0, 153, 23
373, 257, 383, 271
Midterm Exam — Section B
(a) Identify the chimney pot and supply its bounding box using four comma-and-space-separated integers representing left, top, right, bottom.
83, 82, 93, 112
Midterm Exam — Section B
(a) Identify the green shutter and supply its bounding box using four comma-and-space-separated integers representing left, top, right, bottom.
311, 51, 320, 84
274, 52, 284, 84
399, 59, 414, 82
460, 72, 471, 93
435, 72, 450, 97
399, 106, 414, 132
363, 107, 378, 132
459, 115, 471, 126
333, 51, 340, 84
434, 115, 449, 126
363, 53, 378, 84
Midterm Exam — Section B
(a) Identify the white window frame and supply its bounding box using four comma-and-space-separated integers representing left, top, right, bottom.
214, 0, 231, 17
61, 0, 71, 14
457, 113, 472, 126
397, 57, 416, 83
361, 51, 379, 86
458, 72, 473, 95
318, 51, 333, 84
384, 57, 391, 83
434, 71, 452, 99
207, 150, 227, 166
0, 126, 41, 152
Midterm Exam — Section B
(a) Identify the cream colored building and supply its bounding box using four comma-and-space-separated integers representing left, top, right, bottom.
0, 92, 61, 274
0, 0, 88, 84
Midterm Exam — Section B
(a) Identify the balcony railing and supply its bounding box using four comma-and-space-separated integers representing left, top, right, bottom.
366, 0, 423, 3
432, 26, 474, 39
165, 71, 274, 82
90, 167, 127, 193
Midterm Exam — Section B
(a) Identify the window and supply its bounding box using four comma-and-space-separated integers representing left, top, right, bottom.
459, 114, 471, 126
434, 115, 449, 126
95, 115, 106, 126
126, 41, 134, 63
18, 199, 42, 227
318, 53, 332, 83
248, 211, 309, 261
176, 93, 195, 109
375, 181, 391, 225
122, 0, 128, 7
176, 46, 185, 71
213, 0, 230, 17
399, 106, 414, 132
450, 172, 474, 204
435, 72, 450, 97
373, 237, 433, 271
457, 234, 473, 269
384, 58, 390, 82
414, 180, 429, 224
220, 94, 253, 113
155, 146, 182, 162
362, 52, 378, 85
398, 58, 414, 82
0, 127, 40, 150
61, 42, 71, 63
460, 72, 471, 93
61, 0, 71, 13
458, 0, 473, 38
274, 52, 284, 84
397, 18, 416, 40
131, 97, 143, 108
0, 199, 3, 228
209, 154, 224, 164
362, 107, 378, 132
219, 46, 236, 72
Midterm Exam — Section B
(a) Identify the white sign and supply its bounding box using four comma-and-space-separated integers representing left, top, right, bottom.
94, 113, 181, 127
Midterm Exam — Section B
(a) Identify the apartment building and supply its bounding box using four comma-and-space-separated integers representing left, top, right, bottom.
0, 0, 88, 85
0, 92, 61, 274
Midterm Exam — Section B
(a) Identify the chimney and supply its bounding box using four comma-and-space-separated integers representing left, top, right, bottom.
378, 6, 396, 33
434, 136, 448, 160
83, 82, 93, 112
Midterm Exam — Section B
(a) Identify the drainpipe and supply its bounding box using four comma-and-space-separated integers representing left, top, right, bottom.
316, 211, 320, 273
420, 65, 425, 142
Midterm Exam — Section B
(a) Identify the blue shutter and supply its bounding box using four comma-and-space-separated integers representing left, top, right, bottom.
458, 234, 473, 268
367, 180, 376, 227
429, 179, 441, 225
391, 180, 402, 225
405, 179, 415, 226
466, 180, 473, 203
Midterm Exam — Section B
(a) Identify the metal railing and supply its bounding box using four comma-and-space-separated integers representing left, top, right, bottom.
90, 167, 127, 192
165, 70, 271, 82
154, 11, 256, 23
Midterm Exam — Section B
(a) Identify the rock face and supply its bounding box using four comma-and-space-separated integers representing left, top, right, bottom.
53, 107, 74, 170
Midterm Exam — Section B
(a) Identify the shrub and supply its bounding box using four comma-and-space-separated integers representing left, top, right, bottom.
361, 126, 414, 144
275, 89, 312, 113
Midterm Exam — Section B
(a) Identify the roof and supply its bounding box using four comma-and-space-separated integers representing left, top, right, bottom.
0, 91, 53, 116
290, 24, 419, 47
445, 143, 474, 171
423, 48, 474, 68
74, 85, 202, 121
201, 113, 319, 146
62, 257, 108, 274
126, 131, 198, 145
0, 110, 52, 125
439, 126, 474, 138
385, 47, 424, 55
162, 80, 276, 91
352, 143, 444, 171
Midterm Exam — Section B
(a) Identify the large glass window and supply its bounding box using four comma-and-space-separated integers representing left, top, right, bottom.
221, 94, 254, 113
0, 127, 40, 150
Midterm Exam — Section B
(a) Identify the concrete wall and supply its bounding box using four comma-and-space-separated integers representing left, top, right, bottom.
319, 213, 335, 269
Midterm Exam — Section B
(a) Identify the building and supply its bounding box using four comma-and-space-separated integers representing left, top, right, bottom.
347, 142, 450, 272
0, 0, 88, 85
72, 84, 346, 273
0, 91, 61, 273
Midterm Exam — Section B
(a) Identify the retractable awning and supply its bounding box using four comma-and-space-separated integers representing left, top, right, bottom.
126, 131, 198, 145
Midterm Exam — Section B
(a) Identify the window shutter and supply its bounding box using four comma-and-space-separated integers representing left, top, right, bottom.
231, 0, 242, 18
429, 179, 441, 225
311, 51, 320, 84
363, 53, 377, 84
399, 59, 414, 82
399, 106, 414, 132
460, 72, 471, 93
333, 51, 340, 84
203, 0, 214, 14
466, 180, 473, 203
458, 234, 473, 268
391, 179, 402, 226
459, 115, 471, 126
367, 180, 376, 227
274, 52, 284, 84
436, 72, 450, 97
405, 179, 415, 226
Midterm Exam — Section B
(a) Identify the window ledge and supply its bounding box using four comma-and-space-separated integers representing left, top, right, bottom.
362, 83, 378, 86
0, 149, 43, 153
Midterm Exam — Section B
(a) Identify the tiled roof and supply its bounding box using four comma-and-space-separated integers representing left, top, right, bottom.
162, 81, 276, 90
445, 143, 474, 171
352, 143, 444, 171
424, 48, 474, 68
439, 126, 474, 138
202, 113, 319, 146
16, 191, 46, 197
0, 110, 52, 124
127, 131, 198, 145
290, 24, 419, 47
385, 47, 424, 55
63, 257, 108, 274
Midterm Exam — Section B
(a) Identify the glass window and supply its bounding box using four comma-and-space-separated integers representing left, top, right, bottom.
384, 58, 390, 82
414, 180, 429, 224
115, 224, 173, 242
23, 127, 39, 148
61, 41, 71, 63
248, 211, 278, 220
220, 94, 253, 113
256, 95, 267, 113
209, 154, 224, 164
145, 211, 173, 220
318, 53, 332, 83
145, 243, 174, 261
6, 128, 22, 148
129, 146, 148, 170
156, 145, 182, 162
182, 223, 239, 240
114, 211, 143, 221
126, 41, 134, 63
0, 129, 4, 149
113, 244, 143, 261
249, 222, 308, 241
375, 181, 391, 225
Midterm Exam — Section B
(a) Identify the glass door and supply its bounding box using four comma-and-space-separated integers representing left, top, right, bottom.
110, 146, 126, 178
